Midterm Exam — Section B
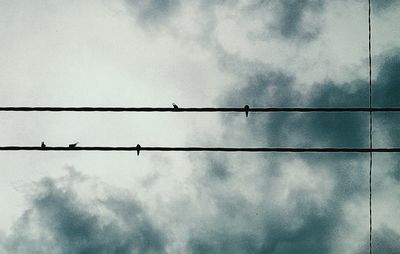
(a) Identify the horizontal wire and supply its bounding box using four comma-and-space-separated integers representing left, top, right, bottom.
0, 107, 400, 112
1, 146, 400, 152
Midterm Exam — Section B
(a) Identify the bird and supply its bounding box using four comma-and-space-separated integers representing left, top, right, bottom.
244, 105, 250, 118
136, 144, 141, 156
69, 142, 79, 148
41, 142, 46, 148
172, 103, 179, 110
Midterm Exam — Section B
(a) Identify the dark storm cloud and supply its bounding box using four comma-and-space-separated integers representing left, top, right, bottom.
2, 169, 166, 254
372, 227, 400, 253
190, 153, 367, 253
263, 0, 324, 41
357, 227, 400, 254
188, 191, 343, 254
203, 154, 232, 180
221, 49, 400, 149
189, 233, 258, 254
187, 51, 400, 253
125, 0, 400, 38
372, 0, 400, 12
374, 49, 400, 107
372, 50, 400, 182
389, 157, 400, 182
124, 0, 325, 42
225, 72, 369, 148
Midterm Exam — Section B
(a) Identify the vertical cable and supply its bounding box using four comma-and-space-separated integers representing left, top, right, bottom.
368, 0, 372, 253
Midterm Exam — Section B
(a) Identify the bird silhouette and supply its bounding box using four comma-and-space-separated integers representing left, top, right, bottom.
69, 142, 79, 148
41, 142, 46, 148
244, 105, 250, 117
172, 103, 179, 110
136, 144, 141, 156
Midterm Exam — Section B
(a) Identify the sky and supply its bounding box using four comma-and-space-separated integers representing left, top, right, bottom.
0, 0, 399, 253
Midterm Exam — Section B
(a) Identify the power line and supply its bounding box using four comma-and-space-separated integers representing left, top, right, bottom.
0, 106, 399, 113
1, 146, 400, 153
368, 0, 373, 253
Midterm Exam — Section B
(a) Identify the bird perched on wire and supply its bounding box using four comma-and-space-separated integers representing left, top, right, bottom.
136, 144, 141, 156
172, 103, 179, 110
69, 142, 79, 148
244, 105, 250, 118
41, 142, 46, 148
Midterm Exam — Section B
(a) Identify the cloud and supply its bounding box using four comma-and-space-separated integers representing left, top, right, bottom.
1, 169, 166, 254
373, 50, 400, 149
251, 0, 325, 41
224, 71, 369, 148
1, 2, 399, 253
189, 153, 365, 253
185, 51, 400, 253
357, 226, 400, 254
124, 0, 325, 42
272, 0, 324, 40
221, 49, 400, 148
372, 0, 400, 12
374, 49, 400, 107
372, 227, 400, 253
187, 191, 342, 253
125, 0, 181, 28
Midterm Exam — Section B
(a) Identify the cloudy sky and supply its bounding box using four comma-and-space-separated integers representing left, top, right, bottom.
0, 0, 400, 253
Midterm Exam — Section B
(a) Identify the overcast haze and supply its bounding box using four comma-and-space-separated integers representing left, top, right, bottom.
1, 0, 400, 253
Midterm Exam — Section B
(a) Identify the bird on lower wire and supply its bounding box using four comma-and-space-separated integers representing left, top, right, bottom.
136, 144, 141, 156
41, 142, 46, 148
69, 142, 79, 148
172, 103, 179, 110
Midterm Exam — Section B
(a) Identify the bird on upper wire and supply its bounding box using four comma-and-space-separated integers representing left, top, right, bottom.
136, 144, 141, 156
69, 142, 79, 148
41, 142, 46, 148
172, 103, 179, 110
244, 105, 250, 118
